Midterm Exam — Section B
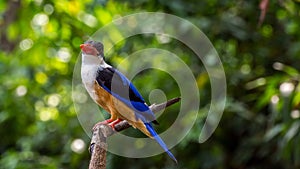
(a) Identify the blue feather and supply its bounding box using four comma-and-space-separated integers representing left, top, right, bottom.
145, 123, 177, 163
99, 70, 156, 123
114, 70, 145, 102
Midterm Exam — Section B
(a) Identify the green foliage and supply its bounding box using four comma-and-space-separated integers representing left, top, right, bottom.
1, 0, 300, 168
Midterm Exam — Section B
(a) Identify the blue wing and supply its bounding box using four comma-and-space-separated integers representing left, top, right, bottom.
95, 67, 156, 123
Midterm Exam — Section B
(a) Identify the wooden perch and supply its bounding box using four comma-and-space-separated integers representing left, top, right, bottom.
88, 97, 180, 169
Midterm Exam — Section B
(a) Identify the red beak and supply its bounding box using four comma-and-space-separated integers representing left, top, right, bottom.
80, 44, 98, 56
80, 44, 85, 49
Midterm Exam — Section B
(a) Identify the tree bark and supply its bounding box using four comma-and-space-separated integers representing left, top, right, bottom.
88, 97, 180, 169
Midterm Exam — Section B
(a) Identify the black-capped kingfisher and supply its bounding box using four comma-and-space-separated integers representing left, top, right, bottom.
80, 40, 177, 163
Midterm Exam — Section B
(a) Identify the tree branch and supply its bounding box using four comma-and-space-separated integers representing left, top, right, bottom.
88, 125, 108, 169
88, 97, 180, 169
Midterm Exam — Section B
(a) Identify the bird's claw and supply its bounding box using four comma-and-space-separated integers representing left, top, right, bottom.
108, 119, 123, 129
92, 119, 114, 131
92, 119, 123, 131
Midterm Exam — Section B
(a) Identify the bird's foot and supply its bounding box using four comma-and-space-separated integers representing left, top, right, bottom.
92, 119, 114, 130
108, 119, 123, 129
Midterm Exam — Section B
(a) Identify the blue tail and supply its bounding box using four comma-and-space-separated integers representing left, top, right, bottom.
145, 123, 177, 163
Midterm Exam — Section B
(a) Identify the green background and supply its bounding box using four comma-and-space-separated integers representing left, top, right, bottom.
1, 0, 300, 168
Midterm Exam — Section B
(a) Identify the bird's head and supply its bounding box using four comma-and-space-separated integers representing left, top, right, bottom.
80, 40, 104, 59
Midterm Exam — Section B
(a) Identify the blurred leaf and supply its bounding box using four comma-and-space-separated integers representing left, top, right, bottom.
281, 121, 300, 147
264, 124, 284, 142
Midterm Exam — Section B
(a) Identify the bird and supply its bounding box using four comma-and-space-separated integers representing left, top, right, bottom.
80, 40, 177, 163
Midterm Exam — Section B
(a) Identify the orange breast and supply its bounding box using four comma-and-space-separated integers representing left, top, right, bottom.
93, 81, 113, 115
93, 81, 152, 137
